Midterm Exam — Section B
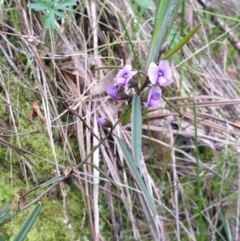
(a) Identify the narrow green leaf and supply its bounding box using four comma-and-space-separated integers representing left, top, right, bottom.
120, 105, 132, 126
40, 174, 65, 188
89, 163, 121, 189
161, 96, 183, 118
131, 95, 142, 166
116, 136, 157, 214
146, 0, 177, 67
0, 205, 11, 224
117, 12, 141, 70
133, 0, 154, 9
53, 11, 69, 19
13, 204, 41, 241
44, 12, 55, 29
117, 136, 134, 166
27, 3, 49, 11
56, 6, 75, 11
192, 101, 205, 240
162, 24, 201, 60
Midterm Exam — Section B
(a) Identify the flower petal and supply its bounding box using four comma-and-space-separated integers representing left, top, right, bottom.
157, 76, 167, 86
158, 60, 172, 79
115, 65, 132, 79
148, 62, 159, 84
126, 70, 137, 83
160, 78, 173, 87
115, 77, 126, 86
97, 117, 105, 126
145, 99, 159, 107
106, 85, 118, 99
144, 86, 161, 108
124, 65, 132, 71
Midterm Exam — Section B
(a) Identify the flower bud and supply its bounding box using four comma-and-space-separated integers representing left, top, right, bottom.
106, 85, 129, 100
106, 85, 118, 99
97, 117, 112, 128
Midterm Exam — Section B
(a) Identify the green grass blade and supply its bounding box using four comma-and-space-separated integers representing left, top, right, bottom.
116, 136, 157, 214
13, 204, 41, 241
117, 12, 141, 70
133, 0, 154, 9
89, 163, 121, 189
162, 24, 201, 60
120, 105, 132, 126
193, 101, 205, 241
146, 0, 177, 67
0, 205, 11, 224
131, 95, 142, 166
40, 174, 65, 188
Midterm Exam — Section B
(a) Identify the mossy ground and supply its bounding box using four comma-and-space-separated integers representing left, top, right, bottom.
0, 75, 89, 239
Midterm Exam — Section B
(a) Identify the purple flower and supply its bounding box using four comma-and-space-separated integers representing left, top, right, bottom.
97, 117, 112, 128
97, 117, 106, 126
114, 65, 137, 87
144, 86, 162, 108
106, 85, 129, 100
106, 85, 118, 99
148, 60, 173, 86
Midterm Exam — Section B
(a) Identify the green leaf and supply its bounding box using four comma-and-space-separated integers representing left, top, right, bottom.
40, 174, 65, 188
45, 0, 56, 4
89, 163, 121, 189
13, 204, 41, 241
162, 24, 201, 60
117, 12, 141, 70
133, 0, 154, 9
44, 12, 55, 29
120, 105, 132, 126
146, 0, 177, 67
116, 136, 157, 214
53, 11, 69, 19
0, 205, 11, 224
27, 2, 50, 11
131, 95, 142, 166
0, 236, 5, 241
55, 6, 75, 11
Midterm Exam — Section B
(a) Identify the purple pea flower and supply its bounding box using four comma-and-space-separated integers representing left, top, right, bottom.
144, 86, 162, 108
106, 85, 118, 99
114, 65, 137, 87
106, 85, 129, 100
97, 117, 112, 128
97, 117, 106, 126
148, 60, 173, 86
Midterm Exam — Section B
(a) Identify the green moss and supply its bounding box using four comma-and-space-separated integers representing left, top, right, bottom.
0, 73, 91, 240
0, 164, 91, 240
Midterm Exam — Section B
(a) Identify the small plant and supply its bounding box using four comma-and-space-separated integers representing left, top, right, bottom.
27, 0, 76, 29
